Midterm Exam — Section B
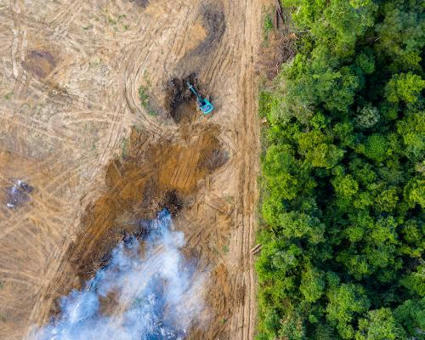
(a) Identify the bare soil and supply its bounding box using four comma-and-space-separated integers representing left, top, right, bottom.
0, 0, 264, 338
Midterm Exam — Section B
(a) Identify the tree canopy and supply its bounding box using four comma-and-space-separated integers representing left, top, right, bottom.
257, 0, 425, 339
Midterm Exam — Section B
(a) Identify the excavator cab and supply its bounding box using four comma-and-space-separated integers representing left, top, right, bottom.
187, 82, 214, 115
198, 98, 214, 115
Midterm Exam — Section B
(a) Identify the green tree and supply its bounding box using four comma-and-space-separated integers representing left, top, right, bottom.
394, 298, 425, 337
300, 265, 325, 302
356, 308, 405, 340
360, 134, 388, 163
326, 284, 370, 339
397, 112, 425, 159
375, 0, 425, 71
257, 0, 425, 338
385, 72, 425, 104
401, 265, 425, 297
332, 174, 359, 199
404, 178, 425, 208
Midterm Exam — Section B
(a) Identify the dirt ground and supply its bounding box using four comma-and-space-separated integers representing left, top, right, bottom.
0, 0, 264, 338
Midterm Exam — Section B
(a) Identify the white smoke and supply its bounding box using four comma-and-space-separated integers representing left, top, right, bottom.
29, 209, 206, 340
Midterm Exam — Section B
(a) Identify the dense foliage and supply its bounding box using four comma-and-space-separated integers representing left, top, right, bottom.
257, 1, 425, 339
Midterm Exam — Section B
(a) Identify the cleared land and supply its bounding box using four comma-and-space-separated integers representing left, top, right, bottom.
0, 0, 263, 338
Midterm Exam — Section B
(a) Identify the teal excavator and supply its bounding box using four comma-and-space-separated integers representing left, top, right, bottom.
186, 82, 214, 115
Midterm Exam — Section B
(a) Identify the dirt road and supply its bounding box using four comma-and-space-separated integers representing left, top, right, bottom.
0, 0, 262, 338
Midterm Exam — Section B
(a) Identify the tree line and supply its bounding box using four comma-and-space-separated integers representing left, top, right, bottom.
257, 0, 425, 339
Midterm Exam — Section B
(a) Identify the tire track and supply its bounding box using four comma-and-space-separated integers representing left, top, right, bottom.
0, 0, 263, 338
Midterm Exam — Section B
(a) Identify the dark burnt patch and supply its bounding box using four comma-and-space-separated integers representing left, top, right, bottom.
129, 0, 149, 8
166, 74, 200, 123
193, 4, 226, 56
22, 50, 56, 78
174, 2, 226, 76
161, 190, 183, 216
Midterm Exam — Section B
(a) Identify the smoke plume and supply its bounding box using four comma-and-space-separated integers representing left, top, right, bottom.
29, 209, 205, 340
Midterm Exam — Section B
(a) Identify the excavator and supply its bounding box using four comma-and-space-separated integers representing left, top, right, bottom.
186, 82, 214, 115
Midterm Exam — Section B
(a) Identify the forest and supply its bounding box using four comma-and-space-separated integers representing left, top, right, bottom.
256, 0, 425, 339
